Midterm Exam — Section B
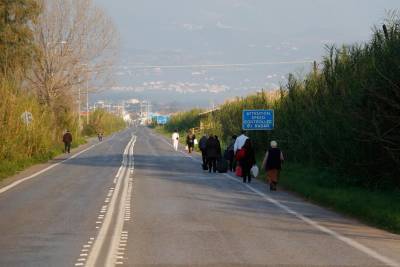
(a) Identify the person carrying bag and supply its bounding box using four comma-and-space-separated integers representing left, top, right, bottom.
262, 140, 284, 191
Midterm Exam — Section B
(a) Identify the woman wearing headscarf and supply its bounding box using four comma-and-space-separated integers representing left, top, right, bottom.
262, 140, 284, 191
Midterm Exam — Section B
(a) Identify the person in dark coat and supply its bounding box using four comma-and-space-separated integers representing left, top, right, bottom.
205, 135, 221, 173
198, 134, 208, 167
63, 130, 73, 153
240, 139, 256, 183
225, 135, 237, 171
186, 130, 196, 153
262, 140, 284, 191
215, 135, 222, 156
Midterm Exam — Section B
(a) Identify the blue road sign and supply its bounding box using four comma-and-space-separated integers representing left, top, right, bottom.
156, 115, 169, 125
242, 110, 274, 130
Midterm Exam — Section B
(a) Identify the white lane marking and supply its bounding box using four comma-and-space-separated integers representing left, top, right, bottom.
104, 137, 136, 266
195, 156, 399, 266
153, 131, 400, 267
0, 144, 94, 194
115, 166, 123, 178
234, 178, 400, 267
85, 135, 136, 267
0, 131, 124, 195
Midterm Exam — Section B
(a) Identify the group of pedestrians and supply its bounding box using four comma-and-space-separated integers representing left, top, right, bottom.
230, 130, 284, 190
171, 129, 284, 191
198, 134, 222, 173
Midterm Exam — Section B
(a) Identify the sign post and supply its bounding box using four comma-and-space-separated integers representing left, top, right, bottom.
156, 115, 169, 125
21, 111, 33, 126
242, 110, 274, 130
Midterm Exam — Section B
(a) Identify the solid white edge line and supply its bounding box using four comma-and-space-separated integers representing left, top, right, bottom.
155, 130, 400, 267
0, 131, 124, 195
0, 144, 96, 195
236, 180, 400, 267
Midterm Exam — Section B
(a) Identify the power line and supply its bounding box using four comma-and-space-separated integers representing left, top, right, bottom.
125, 60, 314, 70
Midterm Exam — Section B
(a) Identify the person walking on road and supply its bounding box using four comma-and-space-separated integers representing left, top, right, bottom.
262, 140, 284, 191
225, 135, 237, 171
239, 139, 256, 183
199, 134, 208, 168
172, 129, 180, 151
205, 135, 221, 173
186, 130, 196, 153
234, 130, 248, 155
97, 132, 103, 141
63, 130, 73, 154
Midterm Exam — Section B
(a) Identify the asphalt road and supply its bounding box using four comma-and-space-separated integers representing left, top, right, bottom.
0, 126, 399, 267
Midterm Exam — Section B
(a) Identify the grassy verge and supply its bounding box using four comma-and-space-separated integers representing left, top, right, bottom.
279, 163, 400, 234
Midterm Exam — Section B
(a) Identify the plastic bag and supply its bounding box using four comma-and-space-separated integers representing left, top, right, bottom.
250, 165, 259, 178
194, 139, 198, 145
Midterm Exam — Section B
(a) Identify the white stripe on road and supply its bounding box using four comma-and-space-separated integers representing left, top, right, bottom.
85, 135, 136, 267
223, 174, 400, 267
105, 137, 136, 266
0, 144, 97, 195
164, 133, 400, 267
0, 132, 123, 195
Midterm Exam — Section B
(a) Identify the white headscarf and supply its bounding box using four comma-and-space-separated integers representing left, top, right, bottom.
270, 140, 278, 148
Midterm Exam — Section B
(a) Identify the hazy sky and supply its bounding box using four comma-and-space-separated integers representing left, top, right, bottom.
95, 0, 399, 52
92, 0, 400, 108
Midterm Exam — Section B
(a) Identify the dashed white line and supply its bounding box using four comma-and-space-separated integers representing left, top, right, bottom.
85, 135, 136, 267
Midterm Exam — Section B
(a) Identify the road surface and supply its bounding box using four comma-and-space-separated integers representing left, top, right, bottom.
0, 126, 399, 267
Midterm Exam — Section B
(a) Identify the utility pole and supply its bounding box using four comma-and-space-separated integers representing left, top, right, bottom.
86, 77, 89, 125
147, 101, 149, 123
140, 101, 143, 120
78, 87, 81, 130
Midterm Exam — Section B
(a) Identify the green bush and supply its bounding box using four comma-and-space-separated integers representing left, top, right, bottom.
82, 109, 126, 137
165, 109, 203, 133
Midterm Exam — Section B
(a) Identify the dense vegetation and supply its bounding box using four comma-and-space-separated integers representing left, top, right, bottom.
82, 109, 126, 137
0, 0, 123, 180
164, 109, 203, 133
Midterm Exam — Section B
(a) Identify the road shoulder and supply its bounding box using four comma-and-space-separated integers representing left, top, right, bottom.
0, 137, 98, 191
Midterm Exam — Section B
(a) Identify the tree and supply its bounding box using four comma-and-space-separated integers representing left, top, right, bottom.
0, 0, 41, 75
29, 0, 118, 107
